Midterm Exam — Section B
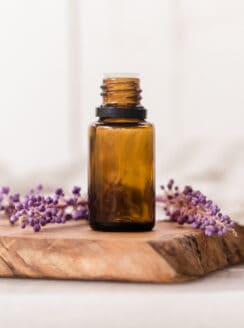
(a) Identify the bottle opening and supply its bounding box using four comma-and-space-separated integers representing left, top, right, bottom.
103, 73, 139, 79
96, 74, 146, 119
101, 75, 142, 108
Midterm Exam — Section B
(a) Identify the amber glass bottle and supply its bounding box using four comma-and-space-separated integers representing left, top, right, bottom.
88, 76, 155, 231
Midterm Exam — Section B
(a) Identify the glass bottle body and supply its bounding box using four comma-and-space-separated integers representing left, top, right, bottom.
88, 118, 155, 231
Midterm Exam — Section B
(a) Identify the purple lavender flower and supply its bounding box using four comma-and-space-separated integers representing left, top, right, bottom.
37, 184, 43, 192
0, 180, 237, 236
55, 188, 64, 197
159, 180, 236, 237
33, 223, 41, 232
72, 186, 81, 196
0, 185, 88, 232
1, 186, 10, 194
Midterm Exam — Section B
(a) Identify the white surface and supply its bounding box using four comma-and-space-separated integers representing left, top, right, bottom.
0, 265, 244, 328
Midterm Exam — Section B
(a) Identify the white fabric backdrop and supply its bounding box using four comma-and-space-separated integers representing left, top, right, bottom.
0, 0, 244, 224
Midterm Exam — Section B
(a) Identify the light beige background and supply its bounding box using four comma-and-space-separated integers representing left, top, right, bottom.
0, 2, 244, 327
1, 1, 244, 208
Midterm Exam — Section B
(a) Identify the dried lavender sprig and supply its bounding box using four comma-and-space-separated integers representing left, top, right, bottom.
158, 179, 236, 236
0, 181, 237, 236
0, 186, 19, 217
0, 185, 88, 232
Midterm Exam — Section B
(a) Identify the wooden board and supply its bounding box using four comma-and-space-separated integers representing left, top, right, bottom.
0, 218, 244, 283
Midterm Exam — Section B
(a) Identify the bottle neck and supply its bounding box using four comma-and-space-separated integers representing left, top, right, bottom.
101, 77, 142, 108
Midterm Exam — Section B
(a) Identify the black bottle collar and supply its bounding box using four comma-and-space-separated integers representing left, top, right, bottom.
96, 105, 147, 119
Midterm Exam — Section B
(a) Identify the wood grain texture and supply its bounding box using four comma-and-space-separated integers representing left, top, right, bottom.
0, 219, 243, 283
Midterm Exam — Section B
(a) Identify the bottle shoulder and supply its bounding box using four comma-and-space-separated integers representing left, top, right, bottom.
89, 119, 154, 130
